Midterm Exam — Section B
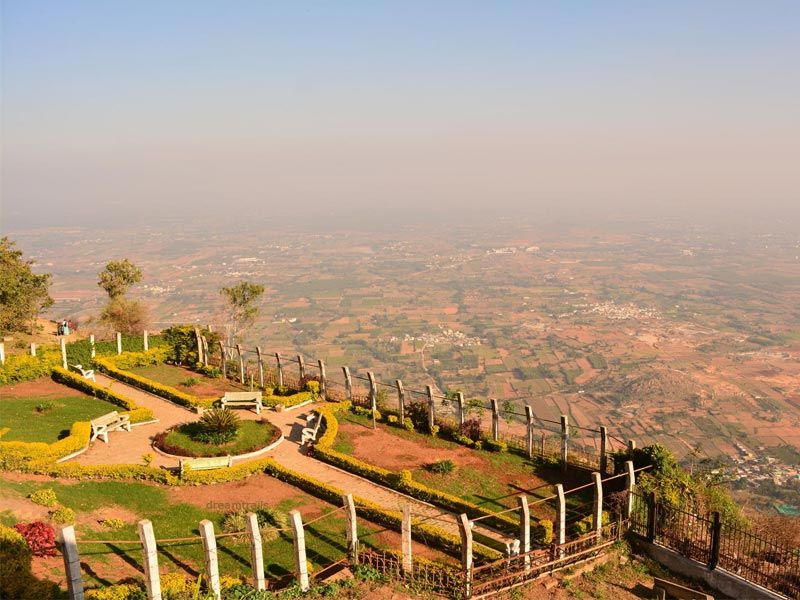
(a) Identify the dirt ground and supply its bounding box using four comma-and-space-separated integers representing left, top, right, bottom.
1, 376, 84, 398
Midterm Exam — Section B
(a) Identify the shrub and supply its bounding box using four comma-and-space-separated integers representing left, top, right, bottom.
484, 439, 508, 453
50, 506, 76, 525
387, 415, 398, 425
427, 459, 456, 474
102, 518, 126, 530
535, 519, 554, 544
0, 350, 59, 385
1, 524, 60, 599
28, 488, 58, 507
85, 584, 146, 600
34, 401, 56, 413
405, 399, 430, 430
13, 521, 58, 556
402, 417, 414, 431
459, 418, 483, 442
180, 377, 200, 387
305, 380, 320, 395
141, 453, 153, 466
196, 408, 240, 444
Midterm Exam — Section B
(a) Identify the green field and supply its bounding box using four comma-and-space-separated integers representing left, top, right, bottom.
1, 394, 120, 443
0, 479, 391, 586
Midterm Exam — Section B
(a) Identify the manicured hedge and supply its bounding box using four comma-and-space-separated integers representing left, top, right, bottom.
0, 421, 91, 470
0, 350, 60, 385
314, 404, 521, 534
94, 355, 214, 409
263, 390, 315, 408
51, 367, 155, 423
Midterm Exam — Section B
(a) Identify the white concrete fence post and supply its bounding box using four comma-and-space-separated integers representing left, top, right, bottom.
236, 344, 245, 384
628, 439, 637, 460
592, 472, 603, 539
289, 510, 310, 592
201, 336, 209, 366
456, 392, 465, 428
367, 371, 377, 429
318, 359, 326, 400
342, 366, 352, 400
199, 519, 221, 600
256, 346, 265, 388
219, 341, 227, 378
343, 493, 359, 564
143, 330, 149, 352
246, 512, 266, 591
401, 504, 413, 572
599, 426, 608, 474
276, 353, 284, 388
30, 342, 37, 356
525, 405, 534, 458
490, 398, 500, 441
194, 328, 202, 363
560, 414, 569, 470
297, 355, 305, 381
396, 379, 405, 423
457, 513, 474, 599
518, 495, 531, 572
0, 341, 5, 364
426, 385, 436, 434
60, 337, 68, 369
89, 334, 95, 358
625, 460, 636, 519
137, 519, 161, 600
116, 332, 122, 355
59, 525, 84, 600
555, 484, 566, 558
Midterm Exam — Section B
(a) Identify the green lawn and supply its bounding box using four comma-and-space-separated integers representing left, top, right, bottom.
0, 479, 395, 587
156, 420, 281, 457
1, 395, 121, 443
339, 410, 592, 516
129, 363, 214, 387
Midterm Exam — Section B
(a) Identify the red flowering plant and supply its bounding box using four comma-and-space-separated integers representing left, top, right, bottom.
14, 521, 58, 557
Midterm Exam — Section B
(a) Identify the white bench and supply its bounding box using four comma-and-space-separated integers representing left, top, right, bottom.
70, 363, 96, 382
180, 455, 233, 477
301, 412, 322, 445
220, 391, 263, 414
90, 411, 131, 443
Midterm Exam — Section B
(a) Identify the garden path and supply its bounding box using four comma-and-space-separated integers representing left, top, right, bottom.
71, 376, 515, 550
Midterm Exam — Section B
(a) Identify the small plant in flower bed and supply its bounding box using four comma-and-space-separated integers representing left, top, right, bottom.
180, 377, 200, 387
195, 408, 240, 444
427, 459, 456, 474
14, 521, 58, 556
154, 418, 281, 458
221, 506, 290, 543
28, 488, 58, 507
50, 506, 76, 525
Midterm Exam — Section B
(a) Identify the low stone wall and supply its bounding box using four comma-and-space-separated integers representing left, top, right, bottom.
631, 537, 786, 600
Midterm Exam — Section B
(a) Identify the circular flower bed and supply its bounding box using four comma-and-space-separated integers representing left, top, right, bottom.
153, 419, 281, 458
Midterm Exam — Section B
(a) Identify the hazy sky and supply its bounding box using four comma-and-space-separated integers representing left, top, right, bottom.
2, 1, 799, 230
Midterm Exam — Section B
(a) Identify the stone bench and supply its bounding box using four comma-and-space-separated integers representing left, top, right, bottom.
653, 577, 713, 600
180, 455, 233, 477
90, 411, 131, 443
69, 363, 96, 382
220, 391, 263, 414
301, 412, 322, 445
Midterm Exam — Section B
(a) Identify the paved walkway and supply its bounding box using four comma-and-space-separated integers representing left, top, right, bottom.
72, 376, 514, 549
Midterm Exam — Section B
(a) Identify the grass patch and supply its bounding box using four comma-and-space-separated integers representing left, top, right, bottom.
0, 394, 120, 443
154, 420, 281, 457
129, 363, 221, 388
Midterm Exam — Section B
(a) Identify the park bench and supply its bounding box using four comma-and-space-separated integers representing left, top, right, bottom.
652, 577, 713, 600
220, 391, 263, 414
69, 363, 96, 382
180, 455, 233, 477
90, 411, 131, 443
301, 411, 322, 445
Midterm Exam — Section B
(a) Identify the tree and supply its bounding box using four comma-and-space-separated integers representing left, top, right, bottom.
98, 259, 142, 299
220, 281, 265, 345
98, 297, 148, 335
0, 237, 53, 334
97, 259, 146, 333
